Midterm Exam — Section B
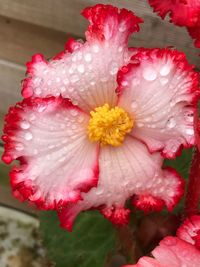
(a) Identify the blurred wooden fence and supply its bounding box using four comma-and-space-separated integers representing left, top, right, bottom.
0, 0, 199, 120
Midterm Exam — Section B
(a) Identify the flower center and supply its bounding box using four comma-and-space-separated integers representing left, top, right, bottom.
87, 103, 134, 147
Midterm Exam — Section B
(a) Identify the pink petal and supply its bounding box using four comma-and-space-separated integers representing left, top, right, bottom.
127, 237, 200, 267
57, 136, 184, 231
22, 4, 143, 112
118, 48, 199, 159
152, 236, 200, 266
125, 257, 167, 267
177, 215, 200, 247
148, 0, 200, 27
2, 97, 99, 210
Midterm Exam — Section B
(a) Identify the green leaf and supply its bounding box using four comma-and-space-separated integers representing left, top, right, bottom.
39, 211, 116, 267
164, 148, 193, 179
164, 148, 193, 212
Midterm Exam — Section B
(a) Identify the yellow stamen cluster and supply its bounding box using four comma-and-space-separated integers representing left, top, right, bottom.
88, 103, 134, 147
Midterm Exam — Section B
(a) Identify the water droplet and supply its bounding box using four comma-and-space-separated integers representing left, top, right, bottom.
184, 111, 194, 123
143, 68, 157, 81
63, 78, 69, 85
24, 132, 33, 141
78, 116, 84, 123
56, 77, 61, 83
109, 61, 118, 75
33, 149, 38, 155
84, 53, 92, 62
121, 81, 128, 86
160, 65, 171, 76
160, 77, 168, 85
92, 45, 99, 53
163, 237, 177, 246
20, 121, 30, 129
15, 143, 24, 151
96, 188, 104, 195
77, 64, 85, 73
90, 81, 95, 86
68, 87, 74, 92
47, 80, 52, 86
137, 122, 144, 128
186, 128, 194, 135
118, 46, 123, 52
58, 157, 66, 162
35, 87, 41, 95
119, 23, 126, 32
33, 77, 42, 85
166, 117, 176, 128
70, 75, 79, 83
38, 105, 46, 113
72, 124, 77, 130
29, 114, 36, 121
70, 109, 78, 117
144, 116, 152, 122
61, 86, 66, 93
131, 101, 138, 109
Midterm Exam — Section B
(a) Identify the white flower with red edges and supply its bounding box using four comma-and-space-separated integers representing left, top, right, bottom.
1, 4, 199, 230
124, 215, 200, 267
148, 0, 200, 47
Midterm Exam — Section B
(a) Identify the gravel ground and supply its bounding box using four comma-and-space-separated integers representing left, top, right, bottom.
0, 206, 51, 267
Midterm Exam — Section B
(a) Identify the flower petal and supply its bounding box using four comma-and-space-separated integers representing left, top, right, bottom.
177, 215, 200, 248
21, 4, 143, 112
127, 236, 200, 267
57, 136, 184, 231
148, 0, 200, 27
2, 97, 99, 209
152, 236, 200, 266
118, 48, 199, 159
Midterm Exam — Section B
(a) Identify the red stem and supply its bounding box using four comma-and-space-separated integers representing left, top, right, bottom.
185, 148, 200, 216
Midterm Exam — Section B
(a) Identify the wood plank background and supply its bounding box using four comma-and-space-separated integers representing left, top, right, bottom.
0, 0, 199, 119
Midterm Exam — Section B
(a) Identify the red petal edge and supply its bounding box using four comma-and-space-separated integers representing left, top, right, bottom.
1, 96, 99, 210
117, 48, 200, 158
82, 4, 143, 42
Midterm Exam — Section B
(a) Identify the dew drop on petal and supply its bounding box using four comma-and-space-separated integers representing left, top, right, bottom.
84, 53, 92, 62
20, 121, 30, 129
119, 23, 126, 32
92, 45, 99, 53
15, 143, 24, 151
35, 87, 42, 95
160, 77, 169, 85
70, 75, 79, 83
137, 122, 144, 128
63, 78, 69, 85
131, 101, 138, 109
109, 61, 118, 75
70, 109, 78, 117
77, 64, 85, 74
160, 65, 171, 76
29, 114, 36, 121
166, 117, 176, 128
163, 237, 177, 246
24, 132, 33, 141
38, 105, 46, 113
186, 128, 194, 135
60, 86, 66, 93
143, 68, 157, 81
184, 111, 194, 123
33, 149, 38, 155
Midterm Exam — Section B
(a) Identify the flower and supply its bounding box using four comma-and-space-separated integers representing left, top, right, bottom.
148, 0, 200, 47
124, 215, 200, 267
1, 4, 199, 230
